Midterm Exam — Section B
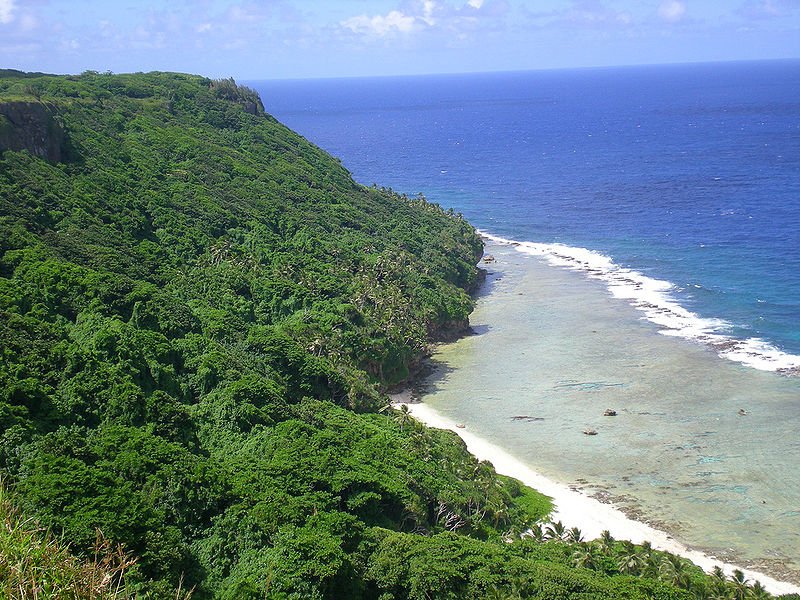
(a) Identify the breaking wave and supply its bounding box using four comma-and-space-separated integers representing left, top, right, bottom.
481, 232, 800, 375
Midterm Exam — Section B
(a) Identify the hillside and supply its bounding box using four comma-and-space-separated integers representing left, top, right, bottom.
0, 71, 772, 599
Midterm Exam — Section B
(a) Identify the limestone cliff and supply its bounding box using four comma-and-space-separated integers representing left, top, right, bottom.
0, 101, 66, 163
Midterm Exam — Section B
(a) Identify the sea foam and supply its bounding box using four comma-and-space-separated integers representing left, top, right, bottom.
481, 231, 800, 374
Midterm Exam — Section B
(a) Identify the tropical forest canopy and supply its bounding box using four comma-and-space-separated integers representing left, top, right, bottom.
0, 70, 788, 599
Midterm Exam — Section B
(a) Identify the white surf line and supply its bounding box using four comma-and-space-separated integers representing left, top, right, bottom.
479, 231, 800, 374
397, 401, 800, 596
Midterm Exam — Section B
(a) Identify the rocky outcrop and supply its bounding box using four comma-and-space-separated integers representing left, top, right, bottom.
209, 78, 265, 116
240, 99, 262, 116
428, 318, 471, 343
0, 101, 67, 163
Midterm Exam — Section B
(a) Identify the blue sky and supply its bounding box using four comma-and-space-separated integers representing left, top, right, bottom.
1, 1, 799, 79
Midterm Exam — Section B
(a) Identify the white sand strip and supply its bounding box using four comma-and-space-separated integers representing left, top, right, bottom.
399, 400, 800, 596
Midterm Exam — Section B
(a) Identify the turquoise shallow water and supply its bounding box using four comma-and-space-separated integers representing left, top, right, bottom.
420, 240, 800, 579
257, 61, 800, 582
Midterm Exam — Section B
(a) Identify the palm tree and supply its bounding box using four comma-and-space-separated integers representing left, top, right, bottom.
596, 529, 615, 554
702, 588, 728, 600
544, 520, 567, 541
572, 543, 600, 570
640, 544, 661, 579
711, 566, 726, 581
708, 566, 731, 600
393, 404, 412, 431
617, 541, 646, 576
526, 523, 546, 542
659, 554, 693, 589
489, 499, 509, 529
566, 526, 584, 543
748, 580, 771, 600
729, 569, 750, 600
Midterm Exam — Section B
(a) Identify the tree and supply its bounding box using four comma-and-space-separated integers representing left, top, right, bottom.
596, 529, 615, 554
566, 526, 584, 543
526, 523, 546, 542
544, 520, 566, 541
729, 569, 750, 600
659, 554, 693, 590
572, 543, 600, 570
749, 580, 771, 600
710, 566, 732, 599
393, 403, 413, 432
617, 542, 646, 576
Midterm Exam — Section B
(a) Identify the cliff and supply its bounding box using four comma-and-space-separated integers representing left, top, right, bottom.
0, 100, 66, 163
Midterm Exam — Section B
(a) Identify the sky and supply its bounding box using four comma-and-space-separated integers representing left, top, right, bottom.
1, 0, 799, 79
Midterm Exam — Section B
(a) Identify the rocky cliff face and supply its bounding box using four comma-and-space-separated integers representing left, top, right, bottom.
0, 101, 66, 163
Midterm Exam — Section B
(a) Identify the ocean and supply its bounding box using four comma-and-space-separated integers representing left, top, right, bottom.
251, 60, 800, 581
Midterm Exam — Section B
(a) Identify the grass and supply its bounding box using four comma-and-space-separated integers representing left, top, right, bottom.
0, 482, 134, 599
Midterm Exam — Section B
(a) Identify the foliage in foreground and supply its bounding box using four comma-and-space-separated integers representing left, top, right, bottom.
0, 482, 133, 599
0, 71, 791, 598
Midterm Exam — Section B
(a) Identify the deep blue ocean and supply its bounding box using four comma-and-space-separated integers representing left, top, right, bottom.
251, 60, 800, 371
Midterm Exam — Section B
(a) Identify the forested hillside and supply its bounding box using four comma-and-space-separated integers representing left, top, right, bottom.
0, 71, 779, 599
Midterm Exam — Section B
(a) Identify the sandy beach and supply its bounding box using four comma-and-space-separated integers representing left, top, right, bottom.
391, 393, 800, 596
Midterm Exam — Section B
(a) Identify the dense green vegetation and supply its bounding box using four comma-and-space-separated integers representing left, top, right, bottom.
0, 481, 143, 599
0, 71, 791, 598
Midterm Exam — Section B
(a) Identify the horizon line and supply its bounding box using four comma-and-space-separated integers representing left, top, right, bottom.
244, 56, 800, 84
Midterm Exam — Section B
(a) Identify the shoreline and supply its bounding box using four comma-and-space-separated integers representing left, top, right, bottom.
391, 391, 800, 596
478, 231, 800, 375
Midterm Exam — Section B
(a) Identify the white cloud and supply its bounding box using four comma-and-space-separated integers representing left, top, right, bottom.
421, 0, 437, 26
339, 0, 509, 40
228, 5, 264, 23
739, 0, 798, 19
533, 1, 635, 29
0, 0, 16, 24
341, 10, 416, 36
658, 0, 687, 22
196, 23, 212, 33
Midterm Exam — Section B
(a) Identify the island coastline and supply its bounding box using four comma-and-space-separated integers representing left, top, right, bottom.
390, 391, 800, 596
384, 236, 800, 596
